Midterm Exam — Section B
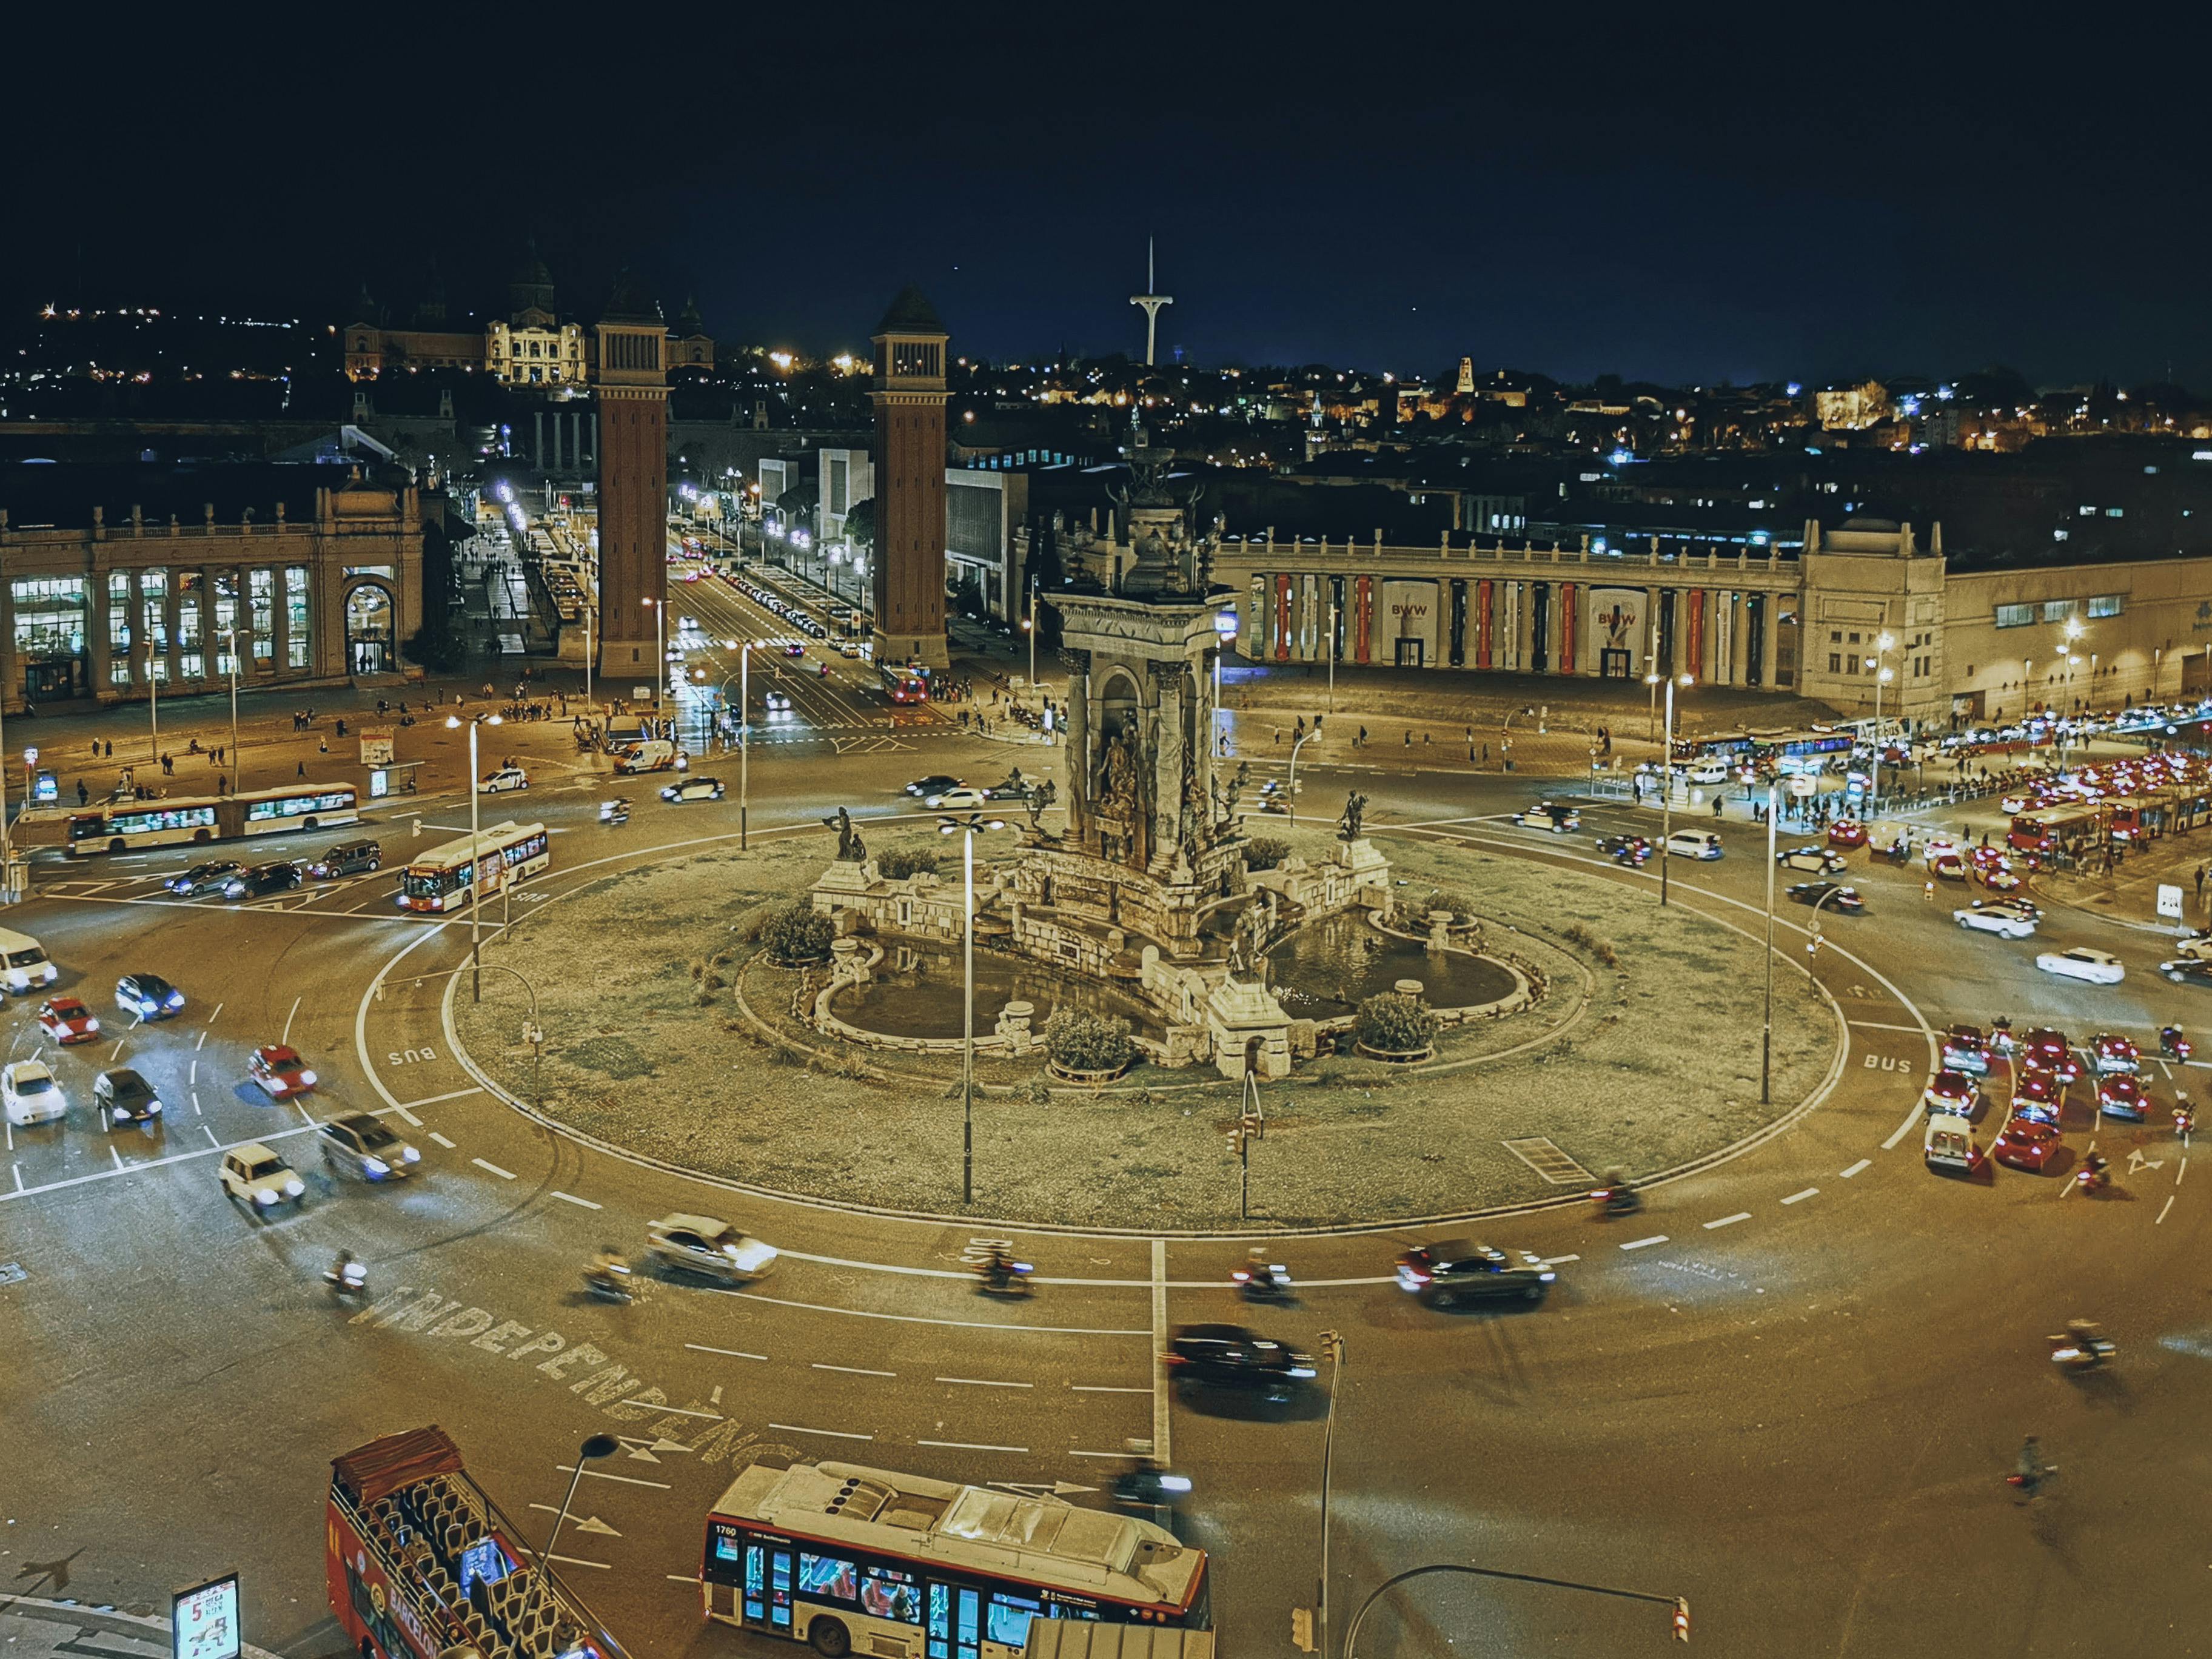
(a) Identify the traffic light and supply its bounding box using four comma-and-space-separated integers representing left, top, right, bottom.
1290, 1607, 1316, 1653
1672, 1597, 1690, 1642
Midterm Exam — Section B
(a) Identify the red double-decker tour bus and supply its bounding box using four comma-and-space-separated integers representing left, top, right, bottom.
327, 1426, 630, 1659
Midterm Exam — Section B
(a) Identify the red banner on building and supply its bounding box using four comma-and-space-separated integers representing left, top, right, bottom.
1687, 588, 1706, 682
1354, 576, 1373, 664
1558, 583, 1577, 674
1475, 579, 1493, 669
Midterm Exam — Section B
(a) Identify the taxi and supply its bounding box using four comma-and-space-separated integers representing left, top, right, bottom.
2013, 1069, 2066, 1115
2091, 1033, 2139, 1075
2018, 1028, 2079, 1081
1828, 818, 1868, 848
2096, 1073, 2148, 1122
36, 996, 101, 1045
1993, 1111, 2064, 1173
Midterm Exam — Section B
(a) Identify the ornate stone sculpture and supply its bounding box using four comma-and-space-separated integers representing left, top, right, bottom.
1098, 727, 1139, 820
1025, 777, 1057, 833
825, 806, 866, 863
1338, 789, 1368, 843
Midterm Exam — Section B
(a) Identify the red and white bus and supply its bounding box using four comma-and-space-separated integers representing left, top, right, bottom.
397, 820, 549, 912
328, 1425, 629, 1659
880, 663, 931, 705
66, 783, 360, 856
701, 1458, 1208, 1659
2008, 803, 2102, 855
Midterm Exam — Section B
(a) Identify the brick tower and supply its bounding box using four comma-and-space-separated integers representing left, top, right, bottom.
593, 271, 669, 683
869, 286, 950, 671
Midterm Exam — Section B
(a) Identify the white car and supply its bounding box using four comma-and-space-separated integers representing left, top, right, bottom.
645, 1213, 779, 1283
478, 767, 530, 794
1954, 903, 2039, 939
1, 1060, 65, 1126
927, 787, 993, 809
763, 691, 792, 712
2036, 947, 2125, 986
1664, 830, 1724, 860
1685, 760, 1731, 785
220, 1142, 307, 1212
1777, 846, 1846, 873
1513, 803, 1580, 833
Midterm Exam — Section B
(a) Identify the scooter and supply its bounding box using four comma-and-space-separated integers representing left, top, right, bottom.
1590, 1184, 1643, 1218
2049, 1333, 2117, 1370
324, 1257, 369, 1298
2161, 1027, 2194, 1062
599, 799, 631, 826
585, 1260, 635, 1303
1232, 1264, 1293, 1302
2074, 1162, 2111, 1195
975, 1260, 1035, 1298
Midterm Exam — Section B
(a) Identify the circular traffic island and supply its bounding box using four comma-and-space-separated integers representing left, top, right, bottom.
451, 825, 1840, 1230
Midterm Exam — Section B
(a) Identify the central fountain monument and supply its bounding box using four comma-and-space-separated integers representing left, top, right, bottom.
813, 414, 1399, 1076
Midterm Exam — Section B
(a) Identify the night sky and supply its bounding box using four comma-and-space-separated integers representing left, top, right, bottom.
12, 14, 2199, 387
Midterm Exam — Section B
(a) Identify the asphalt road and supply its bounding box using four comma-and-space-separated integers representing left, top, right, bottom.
2, 648, 2207, 1659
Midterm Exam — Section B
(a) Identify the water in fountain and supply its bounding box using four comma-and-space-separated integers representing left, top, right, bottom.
1267, 912, 1515, 1018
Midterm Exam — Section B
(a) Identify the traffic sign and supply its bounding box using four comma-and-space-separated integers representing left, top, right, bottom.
2158, 883, 2185, 920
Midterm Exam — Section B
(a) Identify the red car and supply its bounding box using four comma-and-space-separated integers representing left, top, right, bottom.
1941, 1025, 1992, 1075
1993, 1111, 2065, 1173
36, 997, 101, 1045
2018, 1028, 2078, 1081
2096, 1074, 2148, 1122
2091, 1033, 2139, 1074
2013, 1070, 2066, 1114
1922, 1070, 1983, 1118
1931, 853, 1970, 882
248, 1044, 318, 1099
1828, 819, 1868, 848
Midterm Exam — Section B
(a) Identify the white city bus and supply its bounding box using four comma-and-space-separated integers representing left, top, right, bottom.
700, 1460, 1208, 1659
397, 820, 549, 913
65, 784, 361, 856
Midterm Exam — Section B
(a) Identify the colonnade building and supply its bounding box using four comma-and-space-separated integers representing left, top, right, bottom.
1212, 517, 2212, 724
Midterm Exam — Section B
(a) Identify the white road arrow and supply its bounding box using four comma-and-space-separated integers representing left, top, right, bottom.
615, 1437, 661, 1463
650, 1436, 694, 1455
2127, 1149, 2168, 1174
988, 1480, 1099, 1498
571, 1516, 622, 1537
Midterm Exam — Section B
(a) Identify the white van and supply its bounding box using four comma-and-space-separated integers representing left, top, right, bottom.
0, 929, 57, 996
1664, 830, 1724, 861
1923, 1114, 1983, 1175
613, 740, 686, 776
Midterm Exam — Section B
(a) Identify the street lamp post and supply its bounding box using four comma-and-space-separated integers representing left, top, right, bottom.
645, 598, 665, 723
1326, 597, 1338, 713
218, 627, 241, 796
940, 811, 1007, 1205
739, 643, 751, 850
1761, 782, 1778, 1104
1315, 1329, 1347, 1659
447, 712, 504, 1002
1500, 703, 1536, 773
1026, 574, 1039, 696
1660, 674, 1692, 907
478, 962, 545, 1110
1865, 631, 1895, 817
536, 1435, 619, 1624
1288, 727, 1316, 800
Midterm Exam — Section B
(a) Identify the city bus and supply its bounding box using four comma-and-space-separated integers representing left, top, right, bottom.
701, 1459, 1209, 1659
397, 821, 549, 912
1751, 729, 1855, 775
2008, 803, 2103, 855
880, 663, 931, 705
65, 783, 360, 856
327, 1425, 629, 1659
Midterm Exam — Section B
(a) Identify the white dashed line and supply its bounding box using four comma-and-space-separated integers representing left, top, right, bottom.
2157, 1195, 2176, 1224
1781, 1187, 1820, 1205
392, 1105, 422, 1127
199, 1125, 217, 1147
1703, 1212, 1751, 1230
771, 1423, 874, 1441
396, 1087, 484, 1110
546, 1555, 611, 1572
1840, 1159, 1872, 1178
813, 1363, 895, 1378
557, 1464, 669, 1489
938, 1377, 1032, 1389
917, 1439, 1028, 1454
1070, 1385, 1150, 1394
429, 1131, 455, 1148
472, 1158, 515, 1179
625, 1402, 722, 1419
1543, 1254, 1581, 1265
1620, 1235, 1669, 1251
552, 1190, 602, 1210
687, 1343, 769, 1361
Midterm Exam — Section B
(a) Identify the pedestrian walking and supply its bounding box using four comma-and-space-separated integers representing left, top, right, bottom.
1358, 725, 1368, 747
2196, 862, 2207, 903
1403, 730, 1412, 746
75, 780, 87, 806
1712, 794, 1724, 819
161, 753, 173, 776
296, 762, 306, 778
104, 740, 113, 759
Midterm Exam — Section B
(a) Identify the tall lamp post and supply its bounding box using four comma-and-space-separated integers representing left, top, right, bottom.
1761, 781, 1778, 1104
447, 711, 503, 1002
1314, 1329, 1347, 1659
1866, 629, 1895, 816
477, 962, 545, 1109
1659, 674, 1692, 907
644, 598, 666, 723
1326, 597, 1338, 713
218, 626, 241, 796
1213, 608, 1239, 755
537, 1435, 619, 1621
940, 811, 1007, 1205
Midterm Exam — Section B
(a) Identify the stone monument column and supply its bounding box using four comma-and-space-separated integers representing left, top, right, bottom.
1150, 660, 1185, 868
1061, 647, 1092, 845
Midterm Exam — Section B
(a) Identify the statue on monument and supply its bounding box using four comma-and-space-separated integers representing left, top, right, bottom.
1338, 789, 1368, 843
1098, 726, 1139, 820
825, 806, 867, 863
1025, 777, 1058, 833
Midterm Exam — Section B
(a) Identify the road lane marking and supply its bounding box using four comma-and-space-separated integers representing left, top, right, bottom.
686, 1343, 769, 1361
919, 1440, 1029, 1454
1703, 1213, 1751, 1230
429, 1131, 455, 1148
1840, 1158, 1872, 1178
1881, 1110, 1921, 1151
1070, 1449, 1135, 1460
2157, 1195, 2176, 1224
1070, 1385, 1150, 1394
1541, 1254, 1580, 1265
208, 1002, 223, 1026
813, 1363, 894, 1378
200, 1126, 217, 1147
625, 1402, 722, 1419
10, 1165, 19, 1192
938, 1377, 1032, 1389
548, 1556, 611, 1571
552, 1190, 602, 1210
1620, 1235, 1669, 1250
771, 1423, 873, 1441
195, 1030, 207, 1050
396, 1087, 483, 1110
189, 1059, 196, 1084
391, 1105, 422, 1127
472, 1158, 515, 1179
281, 995, 301, 1044
557, 1464, 670, 1489
1782, 1187, 1819, 1205
719, 1284, 1148, 1338
1849, 1021, 1925, 1033
1150, 1238, 1171, 1470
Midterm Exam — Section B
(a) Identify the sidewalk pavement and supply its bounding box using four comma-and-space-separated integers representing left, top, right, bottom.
0, 1595, 280, 1659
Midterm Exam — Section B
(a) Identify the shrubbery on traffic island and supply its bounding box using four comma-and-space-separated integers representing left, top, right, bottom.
1422, 886, 1478, 924
1560, 922, 1621, 968
759, 903, 833, 965
1042, 1008, 1134, 1074
876, 848, 940, 880
1244, 836, 1291, 872
1356, 991, 1438, 1054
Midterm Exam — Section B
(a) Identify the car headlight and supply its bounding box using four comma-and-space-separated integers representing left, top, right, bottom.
1287, 1366, 1317, 1379
167, 993, 183, 1007
284, 1178, 304, 1196
1540, 1271, 1557, 1282
300, 1071, 317, 1086
86, 1018, 99, 1032
401, 1145, 420, 1162
146, 1100, 162, 1114
365, 1157, 389, 1175
254, 1188, 278, 1204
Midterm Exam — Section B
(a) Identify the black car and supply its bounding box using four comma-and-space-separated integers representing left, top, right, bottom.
2161, 958, 2212, 987
1595, 834, 1652, 865
907, 775, 961, 798
223, 862, 303, 900
1786, 881, 1865, 913
116, 973, 186, 1019
1395, 1239, 1556, 1308
166, 860, 244, 896
1163, 1322, 1316, 1398
93, 1067, 163, 1124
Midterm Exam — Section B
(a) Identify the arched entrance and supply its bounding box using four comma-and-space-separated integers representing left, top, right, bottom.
344, 580, 396, 675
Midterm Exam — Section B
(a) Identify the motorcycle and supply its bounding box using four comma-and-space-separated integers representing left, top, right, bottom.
1110, 1464, 1193, 1508
2049, 1333, 2117, 1370
1590, 1184, 1643, 1218
324, 1256, 369, 1298
974, 1259, 1035, 1298
599, 799, 631, 826
585, 1259, 635, 1303
1232, 1263, 1293, 1302
2161, 1027, 2194, 1062
2074, 1162, 2111, 1194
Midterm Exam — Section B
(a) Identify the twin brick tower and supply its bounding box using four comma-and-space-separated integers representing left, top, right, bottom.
590, 282, 954, 680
